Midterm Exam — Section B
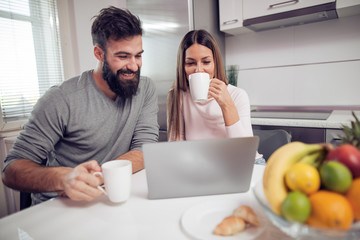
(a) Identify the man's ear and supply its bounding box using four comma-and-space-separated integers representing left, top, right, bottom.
94, 45, 104, 62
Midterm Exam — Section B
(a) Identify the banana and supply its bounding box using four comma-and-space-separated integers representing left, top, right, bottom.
262, 142, 325, 215
298, 151, 325, 168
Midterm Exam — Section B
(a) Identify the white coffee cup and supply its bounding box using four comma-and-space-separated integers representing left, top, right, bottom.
94, 160, 132, 203
189, 72, 211, 102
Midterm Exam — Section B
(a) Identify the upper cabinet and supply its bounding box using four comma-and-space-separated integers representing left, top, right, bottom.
336, 0, 360, 17
219, 0, 360, 35
242, 0, 335, 20
219, 0, 252, 35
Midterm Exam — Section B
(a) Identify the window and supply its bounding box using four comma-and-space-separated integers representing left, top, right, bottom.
0, 0, 64, 132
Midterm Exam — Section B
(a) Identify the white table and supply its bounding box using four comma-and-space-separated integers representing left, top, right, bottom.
0, 165, 291, 240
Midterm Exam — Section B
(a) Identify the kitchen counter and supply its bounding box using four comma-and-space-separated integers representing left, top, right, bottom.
251, 110, 360, 129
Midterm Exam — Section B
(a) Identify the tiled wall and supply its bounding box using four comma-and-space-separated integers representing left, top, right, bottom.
225, 15, 360, 107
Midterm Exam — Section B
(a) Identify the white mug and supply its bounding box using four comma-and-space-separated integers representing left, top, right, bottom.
189, 72, 211, 102
94, 160, 132, 203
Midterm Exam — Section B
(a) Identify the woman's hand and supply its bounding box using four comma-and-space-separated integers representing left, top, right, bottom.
208, 78, 233, 109
208, 78, 239, 126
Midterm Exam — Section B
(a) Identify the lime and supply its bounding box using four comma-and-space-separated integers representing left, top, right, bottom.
285, 163, 321, 195
320, 161, 352, 194
281, 191, 311, 223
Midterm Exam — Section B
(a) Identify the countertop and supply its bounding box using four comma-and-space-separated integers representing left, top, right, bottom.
251, 110, 360, 129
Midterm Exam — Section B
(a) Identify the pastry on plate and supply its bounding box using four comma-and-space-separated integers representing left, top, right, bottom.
233, 205, 260, 227
213, 216, 246, 236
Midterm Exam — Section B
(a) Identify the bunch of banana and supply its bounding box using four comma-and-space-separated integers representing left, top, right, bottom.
263, 142, 328, 215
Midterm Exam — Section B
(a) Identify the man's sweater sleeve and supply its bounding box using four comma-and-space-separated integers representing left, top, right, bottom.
130, 77, 159, 151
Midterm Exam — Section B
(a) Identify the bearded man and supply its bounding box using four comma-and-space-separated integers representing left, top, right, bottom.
2, 7, 159, 205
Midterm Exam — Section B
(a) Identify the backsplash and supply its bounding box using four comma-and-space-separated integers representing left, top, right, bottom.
225, 15, 360, 107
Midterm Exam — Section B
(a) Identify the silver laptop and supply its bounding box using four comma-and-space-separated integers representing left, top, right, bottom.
142, 136, 259, 199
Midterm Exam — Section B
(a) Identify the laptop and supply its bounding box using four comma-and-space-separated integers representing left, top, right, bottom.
142, 136, 259, 199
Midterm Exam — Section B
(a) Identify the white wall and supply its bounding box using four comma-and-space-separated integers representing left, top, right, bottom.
225, 15, 360, 107
57, 0, 126, 79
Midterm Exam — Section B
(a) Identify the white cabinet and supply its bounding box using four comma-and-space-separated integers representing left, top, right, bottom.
219, 0, 359, 35
219, 0, 252, 35
0, 132, 20, 218
336, 0, 360, 17
243, 0, 335, 20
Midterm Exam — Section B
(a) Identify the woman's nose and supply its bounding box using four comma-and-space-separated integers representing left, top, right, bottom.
195, 64, 204, 73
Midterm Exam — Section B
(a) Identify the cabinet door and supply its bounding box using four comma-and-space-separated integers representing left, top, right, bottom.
337, 0, 360, 17
219, 0, 249, 34
243, 0, 335, 20
326, 129, 344, 146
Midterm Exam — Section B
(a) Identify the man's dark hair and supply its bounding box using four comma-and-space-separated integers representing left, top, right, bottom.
91, 6, 142, 50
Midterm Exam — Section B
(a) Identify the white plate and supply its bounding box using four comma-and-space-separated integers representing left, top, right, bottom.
180, 196, 267, 240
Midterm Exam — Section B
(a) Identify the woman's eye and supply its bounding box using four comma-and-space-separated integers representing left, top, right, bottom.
185, 62, 195, 66
203, 61, 211, 64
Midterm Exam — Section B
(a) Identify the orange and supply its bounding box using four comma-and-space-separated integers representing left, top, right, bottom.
345, 178, 360, 221
306, 190, 354, 230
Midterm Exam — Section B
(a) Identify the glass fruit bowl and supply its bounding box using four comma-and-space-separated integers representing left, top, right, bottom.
252, 180, 360, 240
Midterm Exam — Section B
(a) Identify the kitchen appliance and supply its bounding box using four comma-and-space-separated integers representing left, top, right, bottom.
243, 1, 338, 32
251, 106, 360, 144
242, 0, 360, 32
252, 111, 334, 145
127, 0, 225, 141
251, 106, 331, 143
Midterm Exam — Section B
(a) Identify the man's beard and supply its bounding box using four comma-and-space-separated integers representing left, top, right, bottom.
102, 58, 140, 99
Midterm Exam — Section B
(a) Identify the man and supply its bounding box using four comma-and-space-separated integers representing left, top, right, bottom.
2, 7, 159, 205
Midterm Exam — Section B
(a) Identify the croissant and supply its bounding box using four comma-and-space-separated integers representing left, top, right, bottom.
233, 205, 260, 227
213, 216, 246, 236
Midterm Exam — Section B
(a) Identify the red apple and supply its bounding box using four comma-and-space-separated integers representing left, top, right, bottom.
326, 144, 360, 178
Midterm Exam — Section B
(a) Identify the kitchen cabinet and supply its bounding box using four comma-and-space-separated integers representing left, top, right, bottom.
243, 0, 335, 20
219, 0, 360, 35
253, 125, 327, 144
253, 125, 345, 146
0, 133, 20, 218
326, 128, 345, 146
336, 0, 360, 17
219, 0, 252, 35
251, 110, 359, 145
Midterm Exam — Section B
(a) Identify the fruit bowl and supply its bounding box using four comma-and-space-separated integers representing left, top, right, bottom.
252, 180, 360, 240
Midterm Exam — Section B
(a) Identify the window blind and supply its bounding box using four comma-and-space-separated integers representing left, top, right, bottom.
0, 0, 64, 131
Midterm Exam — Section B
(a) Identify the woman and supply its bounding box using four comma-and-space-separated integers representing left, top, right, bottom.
167, 29, 265, 164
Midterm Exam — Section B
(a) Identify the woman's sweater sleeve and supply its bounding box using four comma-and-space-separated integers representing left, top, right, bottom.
225, 87, 254, 138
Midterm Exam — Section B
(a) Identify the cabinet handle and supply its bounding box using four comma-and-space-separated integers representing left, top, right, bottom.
269, 0, 299, 9
223, 19, 238, 25
330, 138, 343, 147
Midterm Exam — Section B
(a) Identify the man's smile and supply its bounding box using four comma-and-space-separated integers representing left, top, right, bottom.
120, 72, 136, 80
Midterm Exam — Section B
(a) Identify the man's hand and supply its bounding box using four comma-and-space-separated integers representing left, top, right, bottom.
60, 160, 104, 201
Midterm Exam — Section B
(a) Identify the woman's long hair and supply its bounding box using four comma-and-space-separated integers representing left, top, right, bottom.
167, 29, 227, 140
